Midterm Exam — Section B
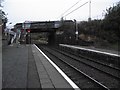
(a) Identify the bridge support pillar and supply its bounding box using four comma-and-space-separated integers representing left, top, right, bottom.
48, 32, 55, 45
26, 33, 31, 44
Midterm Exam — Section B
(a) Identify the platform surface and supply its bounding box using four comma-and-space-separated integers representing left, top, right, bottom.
60, 44, 119, 57
2, 44, 74, 89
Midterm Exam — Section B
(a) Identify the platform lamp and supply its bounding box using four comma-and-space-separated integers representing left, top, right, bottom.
88, 0, 91, 22
74, 19, 78, 44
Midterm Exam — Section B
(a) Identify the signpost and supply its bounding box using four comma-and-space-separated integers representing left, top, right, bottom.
22, 21, 31, 44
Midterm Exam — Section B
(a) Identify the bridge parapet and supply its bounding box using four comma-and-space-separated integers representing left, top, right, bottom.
14, 20, 74, 32
30, 21, 61, 29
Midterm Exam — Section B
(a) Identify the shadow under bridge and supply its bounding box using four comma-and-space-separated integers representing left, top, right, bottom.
30, 21, 61, 45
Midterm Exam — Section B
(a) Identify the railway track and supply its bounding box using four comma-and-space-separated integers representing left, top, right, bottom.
59, 45, 119, 69
52, 47, 120, 80
37, 45, 119, 89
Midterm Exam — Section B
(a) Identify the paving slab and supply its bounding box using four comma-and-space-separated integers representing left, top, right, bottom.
2, 44, 74, 89
2, 45, 28, 88
2, 44, 42, 89
32, 45, 73, 89
27, 46, 41, 88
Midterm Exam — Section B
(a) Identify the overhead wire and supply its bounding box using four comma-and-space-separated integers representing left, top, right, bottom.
61, 0, 82, 17
64, 1, 88, 17
57, 0, 82, 19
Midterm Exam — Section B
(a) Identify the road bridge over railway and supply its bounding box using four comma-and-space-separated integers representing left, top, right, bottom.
14, 21, 62, 45
14, 20, 74, 45
15, 21, 62, 32
30, 21, 61, 32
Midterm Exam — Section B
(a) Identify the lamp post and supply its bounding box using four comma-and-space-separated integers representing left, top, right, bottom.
23, 21, 31, 44
74, 19, 78, 44
22, 22, 26, 44
88, 0, 91, 21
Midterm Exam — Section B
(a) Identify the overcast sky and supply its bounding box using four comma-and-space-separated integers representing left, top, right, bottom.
3, 0, 119, 25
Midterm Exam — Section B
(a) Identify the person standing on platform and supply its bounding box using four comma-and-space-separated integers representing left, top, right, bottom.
4, 28, 8, 37
8, 28, 16, 46
15, 28, 21, 47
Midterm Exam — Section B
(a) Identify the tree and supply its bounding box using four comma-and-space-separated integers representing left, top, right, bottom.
101, 1, 120, 43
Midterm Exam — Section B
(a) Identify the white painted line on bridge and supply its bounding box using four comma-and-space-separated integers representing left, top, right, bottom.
34, 44, 80, 90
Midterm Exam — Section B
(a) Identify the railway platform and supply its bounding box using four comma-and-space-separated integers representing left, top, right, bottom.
2, 44, 77, 89
59, 44, 119, 57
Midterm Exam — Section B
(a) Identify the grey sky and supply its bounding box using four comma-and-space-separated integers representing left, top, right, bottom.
3, 0, 119, 25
